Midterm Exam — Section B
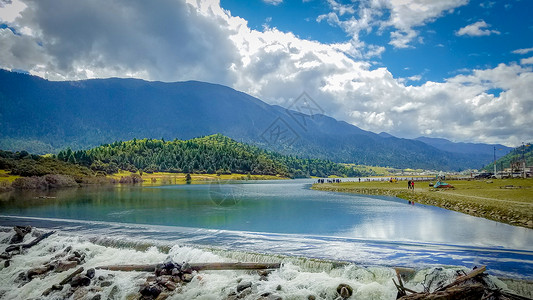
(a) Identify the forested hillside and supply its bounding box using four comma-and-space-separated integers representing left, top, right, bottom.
484, 143, 532, 172
56, 134, 365, 178
0, 69, 500, 171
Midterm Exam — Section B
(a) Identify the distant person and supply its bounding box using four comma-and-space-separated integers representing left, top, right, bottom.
411, 181, 415, 190
407, 180, 411, 189
359, 178, 361, 183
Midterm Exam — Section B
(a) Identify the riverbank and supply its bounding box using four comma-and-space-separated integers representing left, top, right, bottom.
312, 178, 533, 229
0, 170, 287, 192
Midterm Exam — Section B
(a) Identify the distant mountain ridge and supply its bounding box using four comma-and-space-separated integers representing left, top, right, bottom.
0, 69, 505, 170
414, 137, 512, 156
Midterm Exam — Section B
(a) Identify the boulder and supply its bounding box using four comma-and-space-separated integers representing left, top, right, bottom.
236, 281, 252, 293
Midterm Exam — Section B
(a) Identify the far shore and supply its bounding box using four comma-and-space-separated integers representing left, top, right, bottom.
0, 170, 288, 193
311, 178, 533, 229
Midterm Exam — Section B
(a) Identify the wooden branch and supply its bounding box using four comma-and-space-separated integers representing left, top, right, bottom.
435, 266, 486, 292
42, 267, 84, 296
59, 266, 84, 285
96, 262, 281, 272
392, 278, 417, 294
5, 231, 56, 253
399, 283, 485, 300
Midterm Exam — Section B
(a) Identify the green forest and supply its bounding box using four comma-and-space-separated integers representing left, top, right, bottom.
483, 143, 532, 172
54, 134, 365, 178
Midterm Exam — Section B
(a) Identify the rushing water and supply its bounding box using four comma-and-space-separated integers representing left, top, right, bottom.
1, 179, 532, 280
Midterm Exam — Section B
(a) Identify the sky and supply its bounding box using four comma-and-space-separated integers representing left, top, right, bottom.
0, 0, 532, 147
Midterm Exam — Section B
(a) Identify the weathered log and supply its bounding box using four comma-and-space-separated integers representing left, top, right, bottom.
42, 267, 84, 296
59, 267, 85, 285
5, 231, 56, 253
10, 225, 32, 244
435, 266, 486, 292
398, 283, 485, 300
96, 262, 281, 272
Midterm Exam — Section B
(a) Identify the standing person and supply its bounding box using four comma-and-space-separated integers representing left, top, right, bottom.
411, 181, 415, 190
407, 180, 411, 189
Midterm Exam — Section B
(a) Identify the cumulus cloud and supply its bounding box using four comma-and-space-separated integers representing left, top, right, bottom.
0, 0, 531, 146
318, 0, 468, 49
521, 57, 533, 65
456, 20, 500, 37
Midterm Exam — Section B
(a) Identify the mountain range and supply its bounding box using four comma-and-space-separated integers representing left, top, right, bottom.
0, 69, 511, 171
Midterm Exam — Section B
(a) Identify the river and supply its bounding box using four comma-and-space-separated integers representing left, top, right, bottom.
0, 179, 532, 299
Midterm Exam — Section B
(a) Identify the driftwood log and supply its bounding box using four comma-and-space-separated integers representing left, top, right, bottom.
96, 262, 281, 272
398, 283, 485, 300
42, 267, 85, 296
4, 231, 56, 253
435, 266, 486, 292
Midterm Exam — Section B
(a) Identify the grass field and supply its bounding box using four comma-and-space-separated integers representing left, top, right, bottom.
312, 178, 533, 229
0, 170, 20, 183
109, 171, 285, 185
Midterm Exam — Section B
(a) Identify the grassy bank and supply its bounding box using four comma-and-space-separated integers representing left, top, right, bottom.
110, 171, 285, 186
0, 169, 286, 191
312, 178, 533, 229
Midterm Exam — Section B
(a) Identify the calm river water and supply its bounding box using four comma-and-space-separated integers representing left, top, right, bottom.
1, 179, 532, 279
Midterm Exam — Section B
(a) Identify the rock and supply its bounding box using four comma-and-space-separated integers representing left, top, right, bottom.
10, 225, 32, 244
100, 281, 113, 287
165, 281, 177, 291
181, 262, 192, 274
27, 266, 49, 279
73, 251, 82, 258
337, 284, 353, 299
258, 294, 282, 300
55, 260, 78, 272
146, 275, 157, 282
155, 292, 170, 300
86, 268, 96, 279
238, 287, 252, 298
140, 284, 162, 298
258, 270, 271, 276
108, 285, 120, 300
276, 285, 282, 291
181, 273, 194, 282
308, 296, 316, 300
51, 284, 63, 291
97, 275, 105, 281
91, 294, 102, 300
171, 268, 181, 276
72, 287, 88, 300
63, 246, 73, 253
70, 274, 91, 287
4, 260, 10, 268
259, 275, 268, 281
237, 281, 252, 293
0, 252, 11, 259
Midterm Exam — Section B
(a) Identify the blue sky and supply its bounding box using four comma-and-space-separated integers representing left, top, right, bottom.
221, 0, 533, 83
0, 0, 532, 146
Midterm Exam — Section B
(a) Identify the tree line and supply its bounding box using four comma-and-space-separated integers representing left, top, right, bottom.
55, 134, 366, 178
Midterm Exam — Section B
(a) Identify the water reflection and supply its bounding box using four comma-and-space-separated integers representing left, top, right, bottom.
1, 180, 532, 251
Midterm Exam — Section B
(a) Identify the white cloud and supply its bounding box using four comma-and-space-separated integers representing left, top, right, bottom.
386, 0, 468, 47
0, 0, 26, 23
262, 0, 282, 6
0, 0, 531, 146
456, 20, 500, 37
512, 47, 533, 55
520, 57, 533, 65
318, 0, 468, 49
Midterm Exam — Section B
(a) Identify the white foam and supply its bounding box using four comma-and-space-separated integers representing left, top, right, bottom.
0, 227, 525, 300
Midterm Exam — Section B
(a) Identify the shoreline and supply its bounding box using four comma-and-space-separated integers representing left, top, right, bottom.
311, 179, 533, 229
